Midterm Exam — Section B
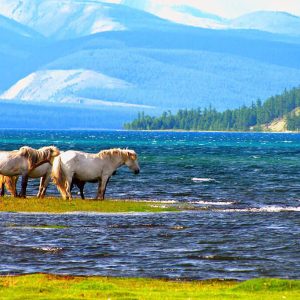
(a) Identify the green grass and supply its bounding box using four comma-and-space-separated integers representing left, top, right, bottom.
0, 196, 178, 214
0, 274, 299, 299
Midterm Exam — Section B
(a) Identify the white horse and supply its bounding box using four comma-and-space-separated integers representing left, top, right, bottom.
52, 148, 140, 200
0, 163, 51, 198
0, 162, 91, 199
0, 146, 60, 197
0, 164, 52, 198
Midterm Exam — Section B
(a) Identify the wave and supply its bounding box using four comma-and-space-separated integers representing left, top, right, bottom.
33, 246, 63, 253
192, 178, 216, 182
190, 201, 234, 206
215, 206, 300, 213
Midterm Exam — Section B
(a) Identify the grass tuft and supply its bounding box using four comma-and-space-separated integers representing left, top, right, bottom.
234, 278, 300, 292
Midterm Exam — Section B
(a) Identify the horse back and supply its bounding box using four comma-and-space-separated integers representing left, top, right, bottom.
60, 150, 104, 181
0, 151, 28, 176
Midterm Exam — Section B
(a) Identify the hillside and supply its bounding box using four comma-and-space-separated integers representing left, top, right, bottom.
0, 1, 300, 128
261, 117, 287, 132
124, 87, 300, 132
230, 11, 300, 36
120, 1, 300, 37
260, 107, 300, 132
0, 15, 48, 91
1, 9, 300, 111
0, 0, 170, 39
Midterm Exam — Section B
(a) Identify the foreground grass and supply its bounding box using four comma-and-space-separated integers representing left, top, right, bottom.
0, 196, 178, 213
0, 274, 299, 300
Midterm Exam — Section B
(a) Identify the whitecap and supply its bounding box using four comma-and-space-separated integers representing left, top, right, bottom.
192, 178, 216, 182
190, 201, 234, 206
216, 206, 300, 213
34, 246, 63, 253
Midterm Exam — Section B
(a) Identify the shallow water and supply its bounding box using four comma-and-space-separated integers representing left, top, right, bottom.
0, 130, 299, 279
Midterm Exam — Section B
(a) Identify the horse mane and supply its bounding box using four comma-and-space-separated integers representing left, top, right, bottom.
97, 148, 137, 161
18, 146, 59, 170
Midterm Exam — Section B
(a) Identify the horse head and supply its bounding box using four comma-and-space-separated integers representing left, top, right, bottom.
123, 149, 140, 174
38, 146, 60, 163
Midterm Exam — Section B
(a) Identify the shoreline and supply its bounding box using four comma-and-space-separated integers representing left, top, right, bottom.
1, 197, 299, 214
0, 196, 180, 214
126, 129, 299, 134
0, 128, 299, 133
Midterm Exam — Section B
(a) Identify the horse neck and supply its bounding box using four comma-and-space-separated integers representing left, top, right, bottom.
29, 150, 50, 170
107, 154, 125, 170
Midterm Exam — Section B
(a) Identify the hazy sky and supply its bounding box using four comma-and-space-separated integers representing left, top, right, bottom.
182, 0, 300, 18
108, 0, 300, 18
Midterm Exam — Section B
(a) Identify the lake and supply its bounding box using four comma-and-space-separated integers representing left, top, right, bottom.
0, 130, 299, 279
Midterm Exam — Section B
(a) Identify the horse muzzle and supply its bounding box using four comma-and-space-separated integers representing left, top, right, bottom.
134, 169, 140, 175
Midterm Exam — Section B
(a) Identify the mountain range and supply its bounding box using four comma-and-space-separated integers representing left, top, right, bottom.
0, 0, 300, 128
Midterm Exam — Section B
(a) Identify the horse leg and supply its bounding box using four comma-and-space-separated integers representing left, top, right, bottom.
72, 179, 85, 199
78, 181, 85, 200
96, 178, 102, 200
80, 186, 85, 200
37, 174, 51, 198
19, 174, 29, 198
59, 189, 68, 200
12, 187, 18, 198
71, 179, 85, 199
37, 177, 44, 198
96, 176, 110, 200
0, 182, 5, 197
65, 176, 73, 200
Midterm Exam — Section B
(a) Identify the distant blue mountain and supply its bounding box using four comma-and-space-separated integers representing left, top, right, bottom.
173, 5, 224, 22
0, 15, 48, 90
230, 11, 300, 37
0, 15, 44, 39
121, 0, 300, 36
0, 1, 300, 129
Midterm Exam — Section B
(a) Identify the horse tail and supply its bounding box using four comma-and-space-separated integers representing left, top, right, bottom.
0, 175, 18, 197
7, 176, 18, 197
51, 156, 67, 199
10, 176, 18, 197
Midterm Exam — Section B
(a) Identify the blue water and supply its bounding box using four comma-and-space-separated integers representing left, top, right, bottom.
0, 130, 299, 279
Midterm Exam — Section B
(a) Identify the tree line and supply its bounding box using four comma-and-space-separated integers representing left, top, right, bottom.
124, 87, 300, 131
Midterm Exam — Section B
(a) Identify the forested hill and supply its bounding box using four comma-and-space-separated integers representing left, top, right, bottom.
124, 87, 300, 132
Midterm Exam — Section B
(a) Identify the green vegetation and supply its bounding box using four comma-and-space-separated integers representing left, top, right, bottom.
0, 274, 299, 299
124, 86, 300, 131
6, 223, 68, 229
0, 197, 178, 214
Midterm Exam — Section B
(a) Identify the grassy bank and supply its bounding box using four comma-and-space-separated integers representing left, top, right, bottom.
0, 196, 178, 213
0, 274, 299, 299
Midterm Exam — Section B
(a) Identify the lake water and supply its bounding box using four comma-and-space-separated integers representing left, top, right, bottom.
0, 130, 299, 280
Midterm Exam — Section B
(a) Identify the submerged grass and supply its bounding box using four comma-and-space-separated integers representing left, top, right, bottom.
6, 223, 68, 229
0, 274, 299, 300
0, 196, 178, 214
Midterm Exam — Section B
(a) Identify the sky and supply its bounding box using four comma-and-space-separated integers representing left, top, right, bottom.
187, 0, 300, 18
107, 0, 300, 18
